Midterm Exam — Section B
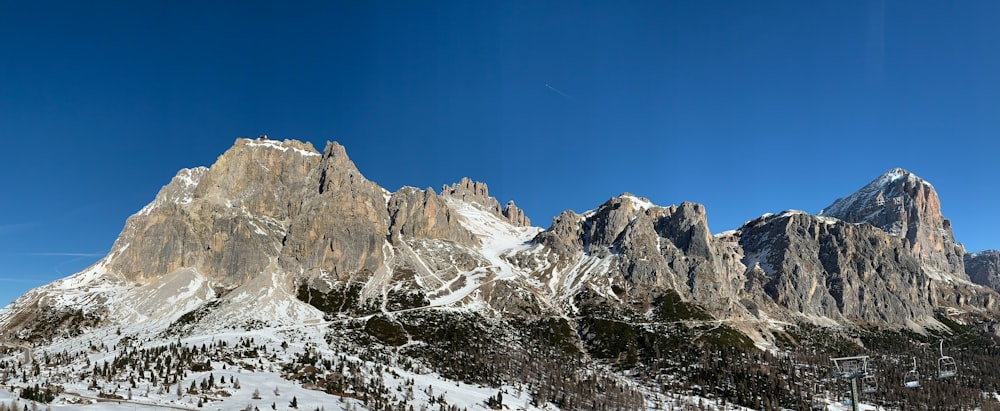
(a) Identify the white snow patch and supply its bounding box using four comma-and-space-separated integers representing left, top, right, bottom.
446, 197, 540, 282
620, 194, 656, 210
245, 138, 320, 157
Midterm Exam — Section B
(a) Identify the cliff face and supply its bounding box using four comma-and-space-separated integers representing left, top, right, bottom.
737, 211, 935, 326
967, 251, 1000, 292
819, 168, 966, 280
108, 139, 322, 284
107, 139, 390, 285
526, 195, 749, 321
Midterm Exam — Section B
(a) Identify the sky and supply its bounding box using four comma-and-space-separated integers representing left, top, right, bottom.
1, 1, 999, 306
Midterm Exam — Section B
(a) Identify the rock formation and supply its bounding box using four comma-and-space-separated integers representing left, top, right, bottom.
387, 186, 477, 246
819, 168, 966, 280
441, 178, 530, 227
967, 250, 1000, 292
738, 211, 935, 326
2, 139, 997, 346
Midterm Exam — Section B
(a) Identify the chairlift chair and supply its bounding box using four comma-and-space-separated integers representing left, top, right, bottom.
831, 356, 868, 379
937, 339, 957, 379
903, 357, 920, 388
861, 373, 877, 394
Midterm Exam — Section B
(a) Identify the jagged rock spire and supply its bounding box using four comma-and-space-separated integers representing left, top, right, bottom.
441, 177, 531, 227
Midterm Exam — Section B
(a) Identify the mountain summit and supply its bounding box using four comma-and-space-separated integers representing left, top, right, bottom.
1, 139, 998, 410
819, 168, 966, 280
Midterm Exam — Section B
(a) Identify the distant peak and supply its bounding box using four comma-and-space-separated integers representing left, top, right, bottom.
441, 178, 496, 212
440, 178, 532, 227
614, 193, 656, 210
882, 167, 908, 181
875, 167, 934, 189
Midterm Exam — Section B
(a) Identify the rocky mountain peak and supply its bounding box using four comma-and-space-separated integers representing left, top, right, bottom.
318, 141, 370, 194
441, 178, 496, 209
387, 186, 477, 245
967, 250, 1000, 292
440, 177, 531, 227
818, 168, 966, 280
736, 209, 940, 326
502, 200, 530, 227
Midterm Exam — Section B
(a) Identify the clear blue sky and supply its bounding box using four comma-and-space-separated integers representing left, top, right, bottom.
2, 1, 999, 306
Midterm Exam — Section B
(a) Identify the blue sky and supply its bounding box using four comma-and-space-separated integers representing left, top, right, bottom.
2, 1, 998, 306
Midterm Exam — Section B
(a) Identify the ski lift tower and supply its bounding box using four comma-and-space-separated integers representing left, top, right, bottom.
832, 356, 870, 411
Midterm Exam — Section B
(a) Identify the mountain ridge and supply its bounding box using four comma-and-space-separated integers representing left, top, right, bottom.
2, 137, 999, 410
4, 139, 997, 339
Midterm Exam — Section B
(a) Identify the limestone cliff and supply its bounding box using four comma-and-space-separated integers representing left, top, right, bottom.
737, 211, 936, 327
819, 168, 966, 280
531, 194, 748, 316
387, 186, 476, 246
967, 250, 1000, 292
441, 178, 530, 227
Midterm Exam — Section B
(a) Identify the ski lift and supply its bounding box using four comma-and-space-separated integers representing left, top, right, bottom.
937, 339, 957, 379
861, 373, 877, 394
831, 355, 868, 379
903, 357, 920, 388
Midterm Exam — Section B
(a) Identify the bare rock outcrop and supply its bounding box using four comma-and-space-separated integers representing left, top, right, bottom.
387, 186, 477, 246
108, 139, 323, 284
502, 200, 530, 227
441, 178, 496, 209
533, 194, 747, 315
533, 210, 585, 257
819, 168, 966, 280
967, 250, 1000, 292
279, 141, 391, 280
7, 138, 999, 345
441, 177, 530, 227
738, 211, 936, 327
108, 139, 392, 285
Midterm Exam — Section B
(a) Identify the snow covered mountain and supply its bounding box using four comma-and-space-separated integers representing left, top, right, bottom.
2, 138, 999, 410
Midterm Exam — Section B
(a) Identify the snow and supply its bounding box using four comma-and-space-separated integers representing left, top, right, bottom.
0, 360, 362, 411
446, 198, 540, 274
620, 193, 656, 210
137, 167, 208, 216
817, 168, 932, 219
778, 209, 807, 218
437, 197, 540, 304
714, 229, 737, 237
0, 308, 580, 411
245, 138, 319, 157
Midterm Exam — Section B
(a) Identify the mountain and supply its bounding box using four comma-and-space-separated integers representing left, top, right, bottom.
818, 167, 966, 280
2, 138, 999, 410
967, 250, 1000, 292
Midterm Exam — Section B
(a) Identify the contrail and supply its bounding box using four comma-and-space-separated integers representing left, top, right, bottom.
545, 83, 573, 99
21, 252, 105, 257
0, 277, 41, 283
